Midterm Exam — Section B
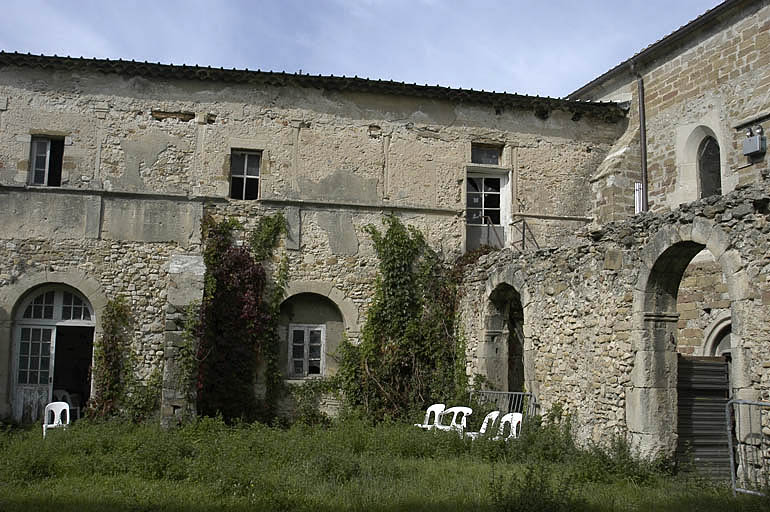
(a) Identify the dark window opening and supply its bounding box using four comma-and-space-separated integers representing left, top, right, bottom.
698, 136, 721, 198
471, 144, 502, 165
30, 137, 64, 187
229, 150, 261, 200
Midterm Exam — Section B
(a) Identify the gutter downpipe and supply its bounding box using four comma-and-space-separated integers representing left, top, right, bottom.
631, 60, 649, 212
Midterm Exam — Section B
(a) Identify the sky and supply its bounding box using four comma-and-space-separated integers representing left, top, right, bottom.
1, 0, 724, 98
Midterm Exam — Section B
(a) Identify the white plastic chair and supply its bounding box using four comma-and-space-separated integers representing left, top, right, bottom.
42, 401, 70, 438
435, 406, 472, 433
494, 412, 523, 441
414, 403, 445, 430
465, 410, 501, 439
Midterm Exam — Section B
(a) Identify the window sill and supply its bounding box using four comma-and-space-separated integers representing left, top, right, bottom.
284, 377, 324, 385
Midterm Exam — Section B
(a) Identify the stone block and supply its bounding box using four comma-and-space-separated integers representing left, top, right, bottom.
630, 350, 677, 388
625, 386, 676, 436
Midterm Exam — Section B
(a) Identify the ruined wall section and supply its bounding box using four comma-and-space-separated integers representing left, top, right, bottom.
676, 253, 730, 354
460, 174, 770, 445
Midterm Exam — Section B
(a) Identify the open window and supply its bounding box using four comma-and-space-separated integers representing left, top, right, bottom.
29, 137, 64, 187
229, 150, 261, 200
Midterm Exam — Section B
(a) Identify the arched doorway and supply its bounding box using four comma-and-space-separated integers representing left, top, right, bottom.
12, 286, 95, 422
488, 283, 525, 392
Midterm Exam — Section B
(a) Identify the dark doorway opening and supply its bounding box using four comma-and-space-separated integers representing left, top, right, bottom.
489, 284, 524, 392
53, 326, 94, 411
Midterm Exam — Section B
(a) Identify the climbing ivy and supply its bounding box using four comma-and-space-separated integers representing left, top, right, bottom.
89, 297, 133, 418
196, 212, 287, 422
337, 215, 470, 420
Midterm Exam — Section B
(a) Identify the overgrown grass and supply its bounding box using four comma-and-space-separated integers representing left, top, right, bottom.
1, 415, 768, 512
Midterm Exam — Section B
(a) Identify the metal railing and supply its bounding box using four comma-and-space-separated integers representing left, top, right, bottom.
510, 218, 539, 252
468, 390, 538, 418
727, 399, 770, 496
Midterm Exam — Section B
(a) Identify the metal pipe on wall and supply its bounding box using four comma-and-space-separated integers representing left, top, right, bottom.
631, 61, 649, 212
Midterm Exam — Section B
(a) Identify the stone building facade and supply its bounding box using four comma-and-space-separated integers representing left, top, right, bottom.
0, 0, 768, 472
0, 52, 624, 422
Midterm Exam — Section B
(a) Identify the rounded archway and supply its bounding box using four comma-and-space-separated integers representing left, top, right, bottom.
11, 285, 95, 423
631, 222, 751, 460
279, 292, 344, 379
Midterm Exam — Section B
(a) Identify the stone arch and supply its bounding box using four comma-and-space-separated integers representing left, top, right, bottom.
283, 281, 360, 334
702, 311, 732, 357
0, 270, 108, 419
479, 267, 536, 395
630, 221, 752, 456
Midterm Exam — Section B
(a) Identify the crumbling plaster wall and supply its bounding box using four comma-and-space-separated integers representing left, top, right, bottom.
579, 2, 770, 221
460, 174, 770, 453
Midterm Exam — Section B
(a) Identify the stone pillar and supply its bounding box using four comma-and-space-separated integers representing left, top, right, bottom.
160, 254, 205, 428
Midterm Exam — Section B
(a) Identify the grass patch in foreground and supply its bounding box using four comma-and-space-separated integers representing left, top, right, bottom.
0, 416, 768, 511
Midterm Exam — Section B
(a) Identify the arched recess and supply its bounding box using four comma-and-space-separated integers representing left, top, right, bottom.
630, 221, 752, 458
672, 123, 729, 207
0, 271, 107, 422
279, 281, 359, 379
480, 267, 535, 395
702, 312, 732, 357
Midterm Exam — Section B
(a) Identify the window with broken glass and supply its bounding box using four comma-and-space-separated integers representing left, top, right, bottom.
289, 324, 325, 378
229, 150, 260, 200
466, 176, 501, 226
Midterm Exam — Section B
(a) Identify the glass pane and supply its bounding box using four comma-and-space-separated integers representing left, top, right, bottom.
45, 291, 55, 305
246, 154, 260, 176
42, 330, 51, 342
41, 344, 49, 356
31, 343, 40, 355
33, 305, 43, 318
309, 330, 322, 344
40, 356, 49, 368
19, 356, 28, 370
308, 362, 321, 375
467, 177, 482, 193
467, 194, 482, 208
466, 209, 482, 224
21, 329, 30, 341
43, 305, 54, 319
309, 345, 321, 359
35, 154, 47, 170
471, 146, 500, 165
20, 342, 29, 355
63, 292, 73, 305
73, 295, 82, 306
29, 358, 39, 370
31, 330, 41, 342
230, 152, 245, 176
487, 210, 501, 224
40, 371, 49, 384
484, 178, 501, 193
293, 360, 304, 376
292, 345, 304, 359
23, 305, 32, 318
29, 371, 38, 383
83, 309, 91, 321
62, 306, 72, 320
484, 193, 500, 209
244, 178, 259, 200
18, 371, 27, 384
292, 330, 305, 343
230, 177, 244, 200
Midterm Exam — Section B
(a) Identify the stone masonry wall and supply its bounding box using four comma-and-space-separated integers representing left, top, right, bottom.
460, 174, 770, 448
579, 2, 770, 218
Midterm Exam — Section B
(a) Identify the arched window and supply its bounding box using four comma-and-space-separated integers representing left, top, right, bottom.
698, 136, 721, 198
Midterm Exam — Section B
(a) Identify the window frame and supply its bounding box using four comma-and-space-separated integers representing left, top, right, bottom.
229, 149, 261, 200
287, 323, 325, 379
466, 174, 503, 226
29, 136, 64, 187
